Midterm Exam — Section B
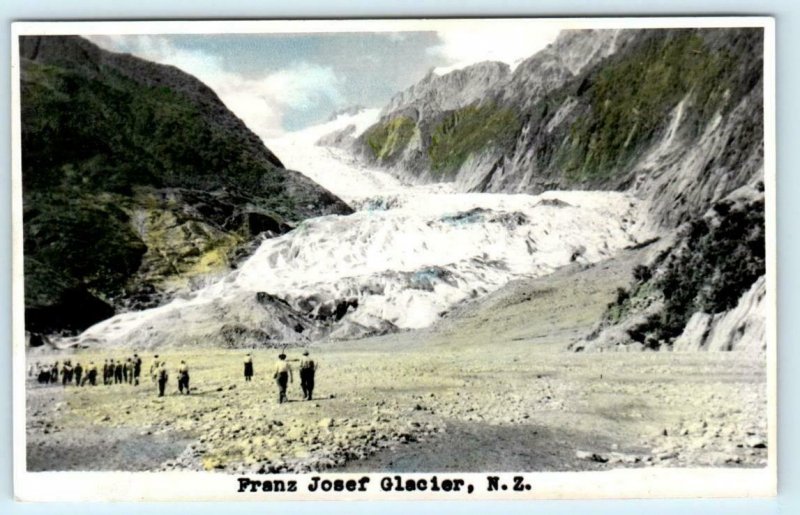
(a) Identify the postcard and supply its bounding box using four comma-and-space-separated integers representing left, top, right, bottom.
11, 17, 776, 501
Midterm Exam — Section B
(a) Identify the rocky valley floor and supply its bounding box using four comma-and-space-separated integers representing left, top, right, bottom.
25, 248, 768, 473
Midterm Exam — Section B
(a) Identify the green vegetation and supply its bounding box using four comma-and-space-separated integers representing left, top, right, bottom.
20, 37, 347, 334
603, 282, 659, 327
20, 60, 274, 331
557, 31, 756, 182
363, 115, 416, 162
427, 104, 520, 177
22, 63, 286, 196
600, 198, 765, 346
655, 199, 765, 340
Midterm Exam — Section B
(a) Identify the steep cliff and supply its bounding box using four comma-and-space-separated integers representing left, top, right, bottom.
20, 35, 352, 336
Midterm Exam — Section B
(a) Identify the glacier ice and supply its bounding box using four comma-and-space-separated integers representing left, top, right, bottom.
75, 114, 654, 348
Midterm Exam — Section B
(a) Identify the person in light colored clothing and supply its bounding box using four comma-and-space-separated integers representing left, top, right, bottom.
273, 353, 293, 404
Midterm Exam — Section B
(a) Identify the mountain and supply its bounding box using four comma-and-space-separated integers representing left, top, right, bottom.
19, 36, 352, 336
334, 28, 767, 352
352, 28, 762, 221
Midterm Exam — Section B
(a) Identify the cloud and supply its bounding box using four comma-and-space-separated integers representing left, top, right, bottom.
86, 35, 344, 138
427, 21, 562, 74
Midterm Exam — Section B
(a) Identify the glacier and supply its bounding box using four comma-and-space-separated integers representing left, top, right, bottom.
74, 112, 655, 348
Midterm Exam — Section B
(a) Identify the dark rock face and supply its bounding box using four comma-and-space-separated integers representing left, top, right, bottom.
20, 35, 352, 335
25, 287, 115, 336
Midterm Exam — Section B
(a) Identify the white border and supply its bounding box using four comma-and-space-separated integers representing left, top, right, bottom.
10, 16, 777, 501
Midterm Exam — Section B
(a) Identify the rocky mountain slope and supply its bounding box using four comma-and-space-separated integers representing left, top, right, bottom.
20, 36, 352, 337
335, 28, 767, 352
352, 28, 763, 219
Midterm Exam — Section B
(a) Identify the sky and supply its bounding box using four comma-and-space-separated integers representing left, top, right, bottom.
88, 22, 561, 138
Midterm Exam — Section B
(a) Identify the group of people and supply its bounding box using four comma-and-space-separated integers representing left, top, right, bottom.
147, 355, 190, 397
31, 360, 97, 386
29, 349, 319, 404
102, 355, 143, 385
269, 350, 318, 403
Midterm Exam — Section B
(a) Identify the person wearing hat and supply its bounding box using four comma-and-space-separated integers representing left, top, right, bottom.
273, 353, 293, 404
299, 350, 317, 401
243, 353, 254, 382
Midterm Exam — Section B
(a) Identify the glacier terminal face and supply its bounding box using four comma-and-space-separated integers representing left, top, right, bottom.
76, 115, 655, 349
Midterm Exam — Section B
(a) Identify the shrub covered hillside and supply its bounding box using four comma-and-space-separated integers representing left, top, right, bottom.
20, 36, 352, 336
576, 185, 766, 352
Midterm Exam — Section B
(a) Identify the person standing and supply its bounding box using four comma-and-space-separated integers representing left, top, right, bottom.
82, 362, 98, 386
123, 358, 129, 383
133, 354, 142, 386
243, 353, 254, 382
150, 355, 160, 385
273, 353, 293, 404
115, 360, 124, 384
299, 350, 317, 401
61, 361, 72, 386
157, 361, 169, 397
104, 359, 111, 385
50, 362, 59, 384
177, 360, 190, 395
74, 362, 83, 386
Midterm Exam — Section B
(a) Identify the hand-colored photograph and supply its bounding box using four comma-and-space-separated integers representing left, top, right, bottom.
12, 18, 775, 500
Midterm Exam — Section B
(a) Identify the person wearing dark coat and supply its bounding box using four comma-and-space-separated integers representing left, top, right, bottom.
114, 360, 123, 384
177, 361, 190, 395
61, 361, 72, 386
243, 354, 254, 382
299, 351, 317, 401
74, 362, 83, 386
38, 366, 49, 384
133, 354, 142, 385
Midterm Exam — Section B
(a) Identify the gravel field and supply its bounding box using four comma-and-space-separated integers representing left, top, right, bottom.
25, 249, 768, 473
